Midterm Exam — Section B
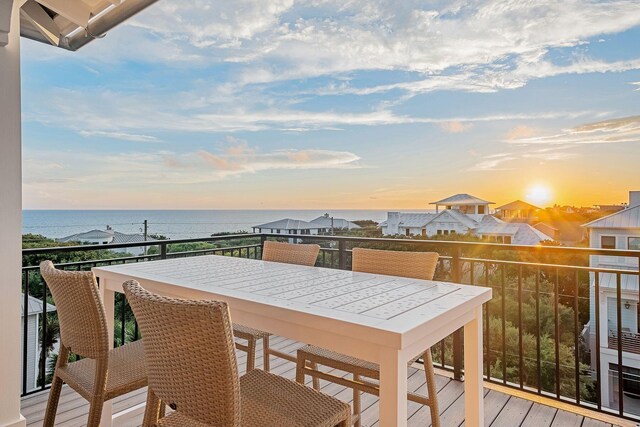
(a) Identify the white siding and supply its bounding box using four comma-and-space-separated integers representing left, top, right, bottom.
20, 314, 39, 392
607, 296, 638, 333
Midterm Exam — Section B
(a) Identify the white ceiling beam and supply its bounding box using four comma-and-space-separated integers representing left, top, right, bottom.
36, 0, 90, 28
106, 0, 122, 5
21, 0, 60, 45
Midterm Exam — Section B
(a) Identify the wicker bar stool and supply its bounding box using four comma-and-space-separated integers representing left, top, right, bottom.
233, 240, 321, 372
296, 248, 441, 427
123, 280, 350, 427
39, 261, 147, 427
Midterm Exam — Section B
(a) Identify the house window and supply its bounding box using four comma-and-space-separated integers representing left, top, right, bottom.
405, 229, 410, 236
610, 364, 640, 398
421, 229, 426, 236
504, 236, 512, 244
629, 237, 640, 251
276, 229, 280, 234
437, 230, 442, 235
601, 236, 616, 249
478, 206, 485, 214
450, 230, 456, 234
443, 230, 449, 235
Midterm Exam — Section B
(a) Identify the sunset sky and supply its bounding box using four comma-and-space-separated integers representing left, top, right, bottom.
20, 0, 640, 210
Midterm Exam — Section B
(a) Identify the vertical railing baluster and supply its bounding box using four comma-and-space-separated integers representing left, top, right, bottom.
616, 272, 624, 416
485, 261, 491, 380
451, 247, 463, 381
22, 270, 29, 395
40, 282, 48, 390
536, 266, 542, 394
120, 293, 126, 346
574, 270, 580, 404
338, 240, 347, 270
554, 268, 561, 399
595, 270, 602, 410
501, 264, 506, 384
518, 265, 523, 389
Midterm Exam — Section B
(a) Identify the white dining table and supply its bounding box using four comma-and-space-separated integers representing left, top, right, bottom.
93, 254, 491, 427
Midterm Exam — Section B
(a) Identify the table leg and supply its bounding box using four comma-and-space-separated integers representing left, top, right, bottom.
464, 306, 484, 427
99, 281, 115, 427
378, 349, 407, 427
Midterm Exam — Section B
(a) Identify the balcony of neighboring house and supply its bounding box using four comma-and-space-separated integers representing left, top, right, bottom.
18, 234, 640, 426
608, 330, 640, 355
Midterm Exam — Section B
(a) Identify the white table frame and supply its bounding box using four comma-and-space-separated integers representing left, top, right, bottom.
93, 255, 491, 427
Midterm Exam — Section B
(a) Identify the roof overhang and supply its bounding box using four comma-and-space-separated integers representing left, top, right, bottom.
19, 0, 158, 51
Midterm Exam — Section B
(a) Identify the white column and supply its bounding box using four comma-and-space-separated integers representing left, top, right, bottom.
0, 0, 27, 426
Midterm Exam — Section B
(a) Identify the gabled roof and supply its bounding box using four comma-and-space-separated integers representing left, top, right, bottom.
310, 216, 360, 229
22, 294, 56, 317
111, 231, 156, 244
58, 229, 113, 243
379, 213, 437, 228
476, 222, 553, 245
495, 200, 541, 211
430, 209, 478, 229
430, 193, 494, 205
582, 205, 640, 229
253, 219, 324, 230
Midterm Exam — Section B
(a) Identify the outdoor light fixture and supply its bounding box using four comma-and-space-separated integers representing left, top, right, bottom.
625, 301, 631, 310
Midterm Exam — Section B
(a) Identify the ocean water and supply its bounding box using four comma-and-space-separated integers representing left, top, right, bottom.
22, 210, 397, 240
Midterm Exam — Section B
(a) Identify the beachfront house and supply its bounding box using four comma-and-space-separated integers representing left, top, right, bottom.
310, 214, 361, 231
57, 228, 155, 256
495, 200, 542, 222
584, 191, 640, 412
380, 193, 553, 245
21, 295, 55, 393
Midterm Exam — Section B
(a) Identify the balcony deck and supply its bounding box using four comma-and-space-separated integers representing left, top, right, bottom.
21, 336, 629, 427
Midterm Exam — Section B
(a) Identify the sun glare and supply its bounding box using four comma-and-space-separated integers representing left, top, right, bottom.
526, 184, 553, 206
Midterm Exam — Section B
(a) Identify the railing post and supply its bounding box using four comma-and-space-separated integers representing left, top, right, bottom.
451, 246, 463, 381
338, 240, 347, 270
160, 242, 167, 260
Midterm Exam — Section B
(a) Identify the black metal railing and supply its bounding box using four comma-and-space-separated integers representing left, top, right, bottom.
20, 233, 640, 422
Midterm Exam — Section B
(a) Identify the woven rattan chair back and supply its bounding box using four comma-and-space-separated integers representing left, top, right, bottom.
262, 240, 320, 266
123, 280, 241, 426
351, 247, 439, 281
40, 261, 109, 360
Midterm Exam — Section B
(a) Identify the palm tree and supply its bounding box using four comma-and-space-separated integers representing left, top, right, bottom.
37, 312, 59, 387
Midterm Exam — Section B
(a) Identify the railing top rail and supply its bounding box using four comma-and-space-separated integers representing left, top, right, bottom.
260, 233, 640, 257
21, 233, 260, 255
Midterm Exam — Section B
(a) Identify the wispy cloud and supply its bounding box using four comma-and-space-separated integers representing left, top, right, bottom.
632, 81, 640, 91
508, 115, 640, 145
79, 130, 161, 143
23, 140, 362, 188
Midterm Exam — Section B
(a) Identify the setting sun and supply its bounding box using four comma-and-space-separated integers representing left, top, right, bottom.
525, 184, 553, 206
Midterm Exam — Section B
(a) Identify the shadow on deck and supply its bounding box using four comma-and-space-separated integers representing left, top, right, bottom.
21, 336, 628, 427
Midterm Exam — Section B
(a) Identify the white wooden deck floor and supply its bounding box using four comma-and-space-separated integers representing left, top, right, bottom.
22, 336, 622, 427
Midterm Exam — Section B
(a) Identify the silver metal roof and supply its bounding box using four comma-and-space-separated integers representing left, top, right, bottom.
430, 193, 495, 205
583, 205, 640, 229
253, 218, 324, 230
310, 216, 360, 230
22, 294, 56, 317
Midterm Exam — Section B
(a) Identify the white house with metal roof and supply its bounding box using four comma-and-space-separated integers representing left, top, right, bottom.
310, 214, 361, 231
21, 295, 56, 394
380, 194, 553, 245
584, 191, 640, 410
58, 228, 156, 256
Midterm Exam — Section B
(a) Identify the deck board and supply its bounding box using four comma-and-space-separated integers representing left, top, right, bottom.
22, 336, 627, 427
